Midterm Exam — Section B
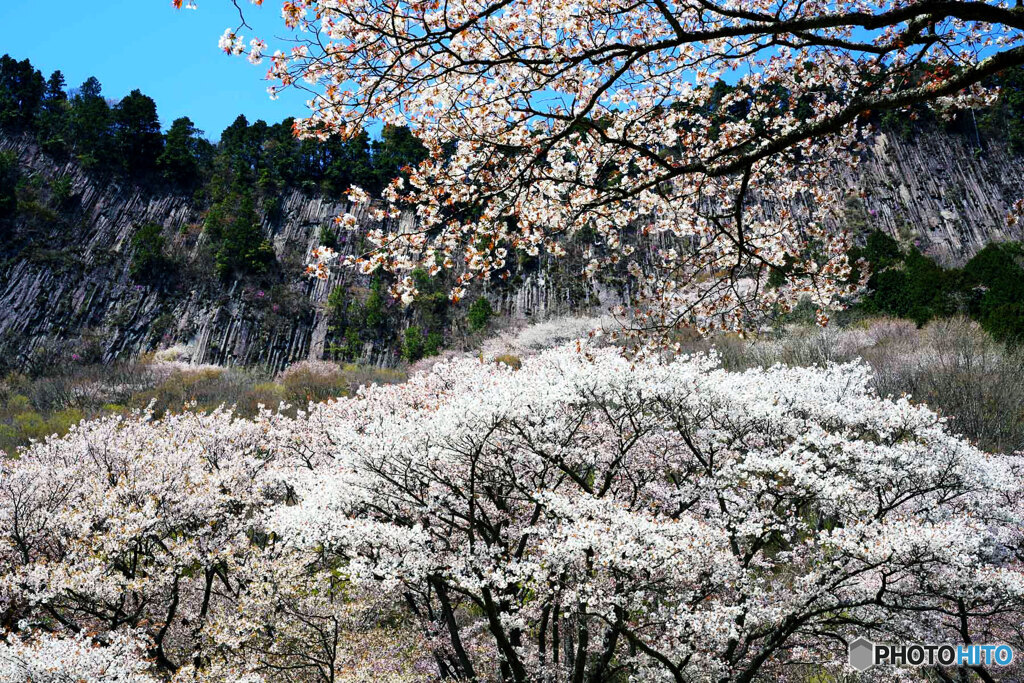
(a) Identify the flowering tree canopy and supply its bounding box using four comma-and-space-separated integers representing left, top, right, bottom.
2, 345, 1023, 681
199, 0, 1024, 332
0, 630, 158, 683
0, 405, 432, 682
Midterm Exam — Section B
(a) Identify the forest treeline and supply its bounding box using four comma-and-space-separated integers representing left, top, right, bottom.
0, 53, 427, 203
5, 52, 1022, 197
0, 53, 429, 282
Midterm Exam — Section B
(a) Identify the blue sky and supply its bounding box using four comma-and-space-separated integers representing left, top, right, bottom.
0, 1, 308, 140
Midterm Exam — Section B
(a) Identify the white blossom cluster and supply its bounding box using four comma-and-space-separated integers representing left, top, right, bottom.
2, 343, 1021, 680
0, 630, 157, 682
201, 0, 1022, 335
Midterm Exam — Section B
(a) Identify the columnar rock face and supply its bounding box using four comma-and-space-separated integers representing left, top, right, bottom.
1, 125, 1022, 370
831, 128, 1024, 264
0, 134, 358, 370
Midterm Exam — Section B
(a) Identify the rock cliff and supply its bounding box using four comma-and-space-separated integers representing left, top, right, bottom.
1, 124, 1022, 370
836, 126, 1024, 264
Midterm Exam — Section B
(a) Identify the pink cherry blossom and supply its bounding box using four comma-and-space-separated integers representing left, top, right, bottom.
195, 0, 1022, 335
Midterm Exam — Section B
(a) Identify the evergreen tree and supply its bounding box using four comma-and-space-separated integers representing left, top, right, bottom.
77, 76, 103, 101
69, 76, 113, 171
0, 150, 18, 223
296, 134, 328, 188
37, 70, 70, 155
43, 71, 66, 106
0, 55, 45, 130
211, 192, 276, 279
113, 89, 163, 176
262, 119, 300, 189
323, 129, 374, 197
371, 124, 427, 194
130, 222, 175, 284
219, 114, 251, 161
997, 66, 1024, 154
216, 115, 269, 189
467, 296, 494, 332
364, 278, 385, 329
402, 325, 425, 362
0, 53, 436, 201
962, 242, 1024, 343
157, 116, 208, 189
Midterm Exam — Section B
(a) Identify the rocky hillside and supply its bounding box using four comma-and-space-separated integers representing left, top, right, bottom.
1, 123, 1023, 372
0, 132, 611, 371
832, 126, 1024, 264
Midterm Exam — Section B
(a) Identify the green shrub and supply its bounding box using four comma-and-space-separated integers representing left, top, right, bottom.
853, 234, 1024, 341
864, 268, 912, 318
319, 225, 339, 251
342, 328, 362, 361
277, 361, 349, 404
327, 285, 347, 319
980, 302, 1024, 345
0, 424, 18, 455
215, 234, 275, 280
149, 312, 175, 344
411, 268, 449, 330
467, 296, 494, 332
130, 222, 173, 282
262, 195, 281, 221
50, 174, 73, 205
856, 231, 966, 325
402, 326, 425, 362
962, 242, 1024, 343
862, 230, 904, 271
364, 281, 385, 329
0, 150, 17, 221
0, 356, 407, 453
13, 411, 48, 442
900, 249, 959, 324
129, 368, 228, 416
237, 382, 287, 415
4, 394, 31, 416
337, 364, 407, 390
963, 242, 1024, 291
18, 199, 57, 222
47, 408, 84, 435
206, 192, 276, 280
424, 331, 443, 357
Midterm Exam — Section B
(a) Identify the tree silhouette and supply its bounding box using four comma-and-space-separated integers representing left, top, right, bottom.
113, 89, 164, 176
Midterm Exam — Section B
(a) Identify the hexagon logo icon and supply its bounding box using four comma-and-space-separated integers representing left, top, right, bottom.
849, 637, 875, 672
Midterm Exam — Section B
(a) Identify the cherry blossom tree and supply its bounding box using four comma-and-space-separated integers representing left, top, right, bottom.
0, 407, 290, 674
270, 345, 1024, 682
0, 405, 432, 682
1, 346, 1023, 680
193, 0, 1024, 333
